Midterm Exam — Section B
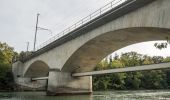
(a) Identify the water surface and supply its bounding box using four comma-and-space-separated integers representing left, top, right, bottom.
1, 90, 170, 100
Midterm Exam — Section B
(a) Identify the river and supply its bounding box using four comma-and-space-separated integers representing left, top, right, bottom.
0, 90, 170, 100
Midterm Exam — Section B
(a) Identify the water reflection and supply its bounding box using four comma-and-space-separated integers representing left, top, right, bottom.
1, 90, 170, 100
0, 92, 93, 100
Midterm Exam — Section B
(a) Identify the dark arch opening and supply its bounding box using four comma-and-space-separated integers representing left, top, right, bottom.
24, 60, 49, 78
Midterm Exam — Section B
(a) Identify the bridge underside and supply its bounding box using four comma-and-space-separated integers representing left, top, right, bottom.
24, 60, 49, 78
33, 62, 170, 80
12, 61, 49, 91
62, 27, 170, 73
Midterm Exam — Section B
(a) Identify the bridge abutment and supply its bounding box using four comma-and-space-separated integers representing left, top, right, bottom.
47, 71, 92, 95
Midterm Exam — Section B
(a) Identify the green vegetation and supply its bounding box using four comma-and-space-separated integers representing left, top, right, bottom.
154, 37, 170, 49
0, 42, 33, 91
93, 52, 170, 90
0, 42, 16, 90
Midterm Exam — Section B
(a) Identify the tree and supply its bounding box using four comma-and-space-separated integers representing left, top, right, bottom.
120, 52, 142, 67
93, 51, 170, 90
0, 42, 16, 90
163, 57, 170, 62
0, 42, 14, 64
152, 56, 164, 64
154, 37, 170, 49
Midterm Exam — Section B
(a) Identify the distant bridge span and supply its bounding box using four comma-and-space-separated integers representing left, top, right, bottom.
12, 0, 170, 95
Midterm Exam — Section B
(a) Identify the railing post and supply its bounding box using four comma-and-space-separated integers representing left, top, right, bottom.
68, 27, 70, 32
82, 20, 84, 25
75, 23, 77, 28
89, 14, 91, 20
100, 8, 102, 15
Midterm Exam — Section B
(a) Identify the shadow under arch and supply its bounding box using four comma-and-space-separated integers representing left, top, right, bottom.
24, 60, 49, 78
62, 27, 170, 73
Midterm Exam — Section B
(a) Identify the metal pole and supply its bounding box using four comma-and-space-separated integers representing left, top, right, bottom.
33, 13, 40, 51
26, 42, 29, 57
26, 42, 29, 52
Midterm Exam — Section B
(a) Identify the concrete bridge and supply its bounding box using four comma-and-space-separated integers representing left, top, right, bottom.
12, 0, 170, 95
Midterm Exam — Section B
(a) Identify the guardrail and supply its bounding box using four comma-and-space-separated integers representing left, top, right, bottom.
35, 0, 126, 51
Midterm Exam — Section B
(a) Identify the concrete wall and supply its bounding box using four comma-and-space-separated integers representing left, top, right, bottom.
12, 61, 24, 81
47, 71, 92, 95
15, 77, 47, 91
12, 61, 49, 90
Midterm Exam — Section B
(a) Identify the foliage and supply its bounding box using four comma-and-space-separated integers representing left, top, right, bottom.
12, 51, 33, 62
93, 52, 170, 90
154, 37, 170, 49
0, 42, 15, 90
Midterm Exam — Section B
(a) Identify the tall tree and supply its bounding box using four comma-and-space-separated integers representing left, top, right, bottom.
0, 42, 15, 90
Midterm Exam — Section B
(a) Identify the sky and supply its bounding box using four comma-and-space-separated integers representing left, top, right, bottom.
112, 41, 170, 58
0, 0, 170, 57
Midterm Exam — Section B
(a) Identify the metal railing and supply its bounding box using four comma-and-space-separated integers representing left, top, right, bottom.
36, 0, 127, 51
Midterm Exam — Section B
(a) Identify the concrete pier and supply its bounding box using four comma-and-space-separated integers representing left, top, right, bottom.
47, 71, 92, 95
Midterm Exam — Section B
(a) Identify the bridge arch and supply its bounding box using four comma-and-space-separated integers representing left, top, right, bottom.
20, 0, 170, 74
62, 27, 170, 73
12, 0, 170, 95
24, 60, 49, 78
